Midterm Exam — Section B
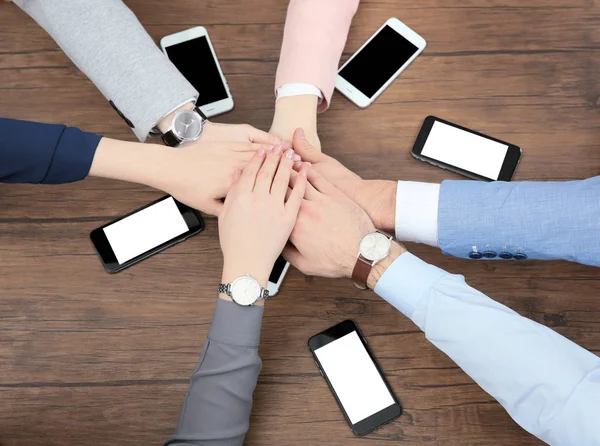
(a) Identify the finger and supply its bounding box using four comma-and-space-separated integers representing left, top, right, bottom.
285, 163, 308, 215
307, 167, 336, 195
292, 128, 322, 163
289, 165, 319, 200
272, 148, 296, 201
238, 148, 266, 192
230, 142, 274, 153
246, 125, 282, 146
255, 145, 283, 193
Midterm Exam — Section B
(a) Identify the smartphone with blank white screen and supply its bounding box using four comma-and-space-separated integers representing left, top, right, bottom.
161, 27, 234, 118
336, 18, 426, 108
90, 196, 204, 273
309, 320, 402, 435
268, 255, 290, 296
412, 116, 522, 181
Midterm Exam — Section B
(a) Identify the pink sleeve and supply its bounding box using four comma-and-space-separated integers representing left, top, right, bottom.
275, 0, 359, 112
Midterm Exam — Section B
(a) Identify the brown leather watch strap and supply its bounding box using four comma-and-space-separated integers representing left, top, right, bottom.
352, 256, 372, 290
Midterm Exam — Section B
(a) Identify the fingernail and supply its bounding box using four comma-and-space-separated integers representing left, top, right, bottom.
267, 145, 275, 152
257, 148, 265, 157
285, 149, 294, 159
293, 154, 301, 162
274, 145, 282, 155
299, 128, 306, 140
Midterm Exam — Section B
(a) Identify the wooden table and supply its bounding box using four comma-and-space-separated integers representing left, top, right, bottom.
1, 1, 599, 444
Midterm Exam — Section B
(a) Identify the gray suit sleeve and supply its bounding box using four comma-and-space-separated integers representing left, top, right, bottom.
14, 0, 198, 141
165, 298, 264, 446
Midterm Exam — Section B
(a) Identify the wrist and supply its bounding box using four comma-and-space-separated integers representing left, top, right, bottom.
156, 101, 196, 134
367, 241, 406, 289
220, 266, 269, 306
275, 94, 319, 115
272, 95, 318, 140
221, 265, 269, 289
358, 180, 397, 232
89, 138, 176, 188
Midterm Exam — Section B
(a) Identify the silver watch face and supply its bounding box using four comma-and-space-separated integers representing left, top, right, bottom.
172, 109, 203, 141
230, 275, 262, 306
359, 232, 391, 262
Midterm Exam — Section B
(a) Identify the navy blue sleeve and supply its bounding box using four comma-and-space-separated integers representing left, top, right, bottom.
0, 118, 102, 184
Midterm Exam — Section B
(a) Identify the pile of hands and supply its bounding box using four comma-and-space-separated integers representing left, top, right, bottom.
158, 118, 401, 290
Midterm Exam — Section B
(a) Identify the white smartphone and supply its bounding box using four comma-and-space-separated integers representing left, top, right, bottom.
161, 26, 234, 118
268, 255, 290, 296
336, 18, 426, 108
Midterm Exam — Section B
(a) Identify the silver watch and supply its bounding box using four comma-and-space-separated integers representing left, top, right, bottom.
218, 275, 269, 306
161, 106, 207, 147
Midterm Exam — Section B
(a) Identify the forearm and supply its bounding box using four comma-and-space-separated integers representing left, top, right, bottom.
165, 298, 264, 446
373, 246, 600, 444
271, 95, 319, 147
356, 180, 397, 233
14, 0, 197, 141
89, 138, 177, 192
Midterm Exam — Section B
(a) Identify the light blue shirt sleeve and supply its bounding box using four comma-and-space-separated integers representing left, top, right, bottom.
375, 252, 600, 445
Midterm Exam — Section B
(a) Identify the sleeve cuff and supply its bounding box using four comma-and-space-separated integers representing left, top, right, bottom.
395, 181, 441, 247
276, 83, 323, 104
44, 127, 102, 184
208, 299, 264, 347
374, 252, 448, 318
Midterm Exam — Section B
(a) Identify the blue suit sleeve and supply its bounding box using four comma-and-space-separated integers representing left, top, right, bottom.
438, 177, 600, 267
0, 118, 101, 184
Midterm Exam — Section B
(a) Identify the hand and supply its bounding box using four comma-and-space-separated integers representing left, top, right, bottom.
219, 146, 308, 291
291, 128, 396, 230
202, 121, 284, 147
158, 141, 300, 216
270, 96, 321, 151
89, 138, 299, 217
283, 168, 376, 279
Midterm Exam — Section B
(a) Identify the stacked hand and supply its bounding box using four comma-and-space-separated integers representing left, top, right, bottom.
164, 119, 293, 215
284, 167, 376, 278
156, 139, 297, 216
290, 128, 396, 230
282, 128, 405, 286
219, 146, 308, 294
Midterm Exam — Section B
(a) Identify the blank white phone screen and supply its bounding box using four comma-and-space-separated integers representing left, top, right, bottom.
421, 121, 509, 180
103, 197, 189, 265
314, 331, 394, 424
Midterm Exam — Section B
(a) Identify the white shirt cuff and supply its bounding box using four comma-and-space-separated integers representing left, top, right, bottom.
276, 83, 323, 104
395, 181, 441, 247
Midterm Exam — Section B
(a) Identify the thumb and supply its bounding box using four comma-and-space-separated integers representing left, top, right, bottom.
292, 128, 320, 163
204, 199, 224, 217
282, 243, 308, 274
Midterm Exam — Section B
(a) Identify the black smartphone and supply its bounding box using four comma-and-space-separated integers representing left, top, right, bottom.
90, 195, 204, 273
308, 320, 401, 435
412, 115, 522, 181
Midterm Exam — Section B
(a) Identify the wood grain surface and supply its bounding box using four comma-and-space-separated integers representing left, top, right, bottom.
1, 1, 599, 445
